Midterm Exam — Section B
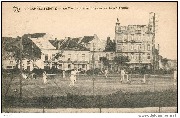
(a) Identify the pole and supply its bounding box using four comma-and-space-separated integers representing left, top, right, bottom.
157, 44, 159, 70
32, 38, 34, 70
139, 45, 141, 80
152, 13, 156, 74
92, 43, 95, 97
43, 87, 45, 113
19, 37, 23, 100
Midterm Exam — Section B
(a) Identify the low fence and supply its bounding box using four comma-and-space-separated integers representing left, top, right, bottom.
2, 107, 177, 113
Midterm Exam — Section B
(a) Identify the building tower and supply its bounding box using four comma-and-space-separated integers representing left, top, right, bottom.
115, 18, 122, 53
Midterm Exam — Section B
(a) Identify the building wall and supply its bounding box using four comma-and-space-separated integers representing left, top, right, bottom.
2, 59, 16, 69
89, 51, 115, 69
115, 21, 154, 68
41, 49, 59, 61
21, 59, 34, 71
58, 50, 90, 71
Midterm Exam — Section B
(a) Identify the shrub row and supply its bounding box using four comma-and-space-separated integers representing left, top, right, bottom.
2, 90, 177, 108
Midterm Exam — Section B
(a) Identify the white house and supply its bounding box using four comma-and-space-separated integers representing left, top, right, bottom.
57, 50, 90, 71
31, 36, 58, 69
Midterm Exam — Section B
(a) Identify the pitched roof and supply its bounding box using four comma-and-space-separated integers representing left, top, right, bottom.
80, 36, 94, 44
49, 40, 63, 49
31, 37, 56, 50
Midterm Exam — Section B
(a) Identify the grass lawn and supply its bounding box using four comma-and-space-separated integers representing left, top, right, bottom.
1, 73, 177, 110
2, 74, 176, 98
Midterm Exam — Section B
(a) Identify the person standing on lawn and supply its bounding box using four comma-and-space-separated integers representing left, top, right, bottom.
173, 69, 177, 85
125, 70, 130, 84
62, 70, 66, 79
69, 69, 78, 87
43, 71, 47, 84
104, 68, 108, 78
120, 68, 125, 83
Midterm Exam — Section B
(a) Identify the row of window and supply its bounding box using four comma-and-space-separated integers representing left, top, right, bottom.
44, 64, 86, 70
128, 53, 151, 60
45, 54, 86, 61
116, 34, 153, 41
117, 44, 151, 51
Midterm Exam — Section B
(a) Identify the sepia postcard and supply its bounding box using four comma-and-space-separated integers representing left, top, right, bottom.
1, 1, 178, 115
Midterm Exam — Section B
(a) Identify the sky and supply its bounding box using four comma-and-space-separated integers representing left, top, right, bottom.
2, 2, 177, 60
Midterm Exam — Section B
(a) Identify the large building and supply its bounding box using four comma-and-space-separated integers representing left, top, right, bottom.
115, 13, 156, 69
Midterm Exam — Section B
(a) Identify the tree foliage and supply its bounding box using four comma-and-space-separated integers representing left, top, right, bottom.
113, 55, 130, 68
105, 38, 116, 52
161, 58, 168, 67
2, 34, 43, 68
100, 57, 110, 67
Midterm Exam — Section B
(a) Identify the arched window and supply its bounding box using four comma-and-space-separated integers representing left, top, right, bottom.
147, 44, 150, 51
147, 53, 151, 59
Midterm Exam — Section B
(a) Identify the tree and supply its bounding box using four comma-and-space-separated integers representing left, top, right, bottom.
113, 55, 130, 71
3, 34, 42, 69
105, 37, 116, 52
100, 57, 110, 68
161, 58, 169, 70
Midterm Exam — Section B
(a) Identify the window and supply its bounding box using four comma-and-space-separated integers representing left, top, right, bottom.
82, 64, 85, 68
138, 44, 141, 51
130, 54, 133, 60
52, 54, 55, 58
59, 64, 62, 69
45, 54, 48, 61
117, 44, 122, 51
131, 45, 134, 50
68, 54, 71, 61
147, 44, 150, 51
27, 60, 30, 65
68, 54, 71, 58
52, 63, 56, 69
6, 66, 13, 69
135, 54, 138, 60
82, 54, 85, 61
124, 35, 128, 40
147, 53, 151, 59
68, 64, 71, 69
106, 54, 109, 59
110, 53, 114, 60
149, 27, 152, 31
141, 44, 145, 51
123, 44, 128, 51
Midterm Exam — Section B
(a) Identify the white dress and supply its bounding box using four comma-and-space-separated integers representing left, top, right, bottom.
105, 70, 108, 78
70, 71, 77, 86
121, 70, 125, 81
22, 73, 28, 79
63, 71, 65, 78
43, 73, 47, 84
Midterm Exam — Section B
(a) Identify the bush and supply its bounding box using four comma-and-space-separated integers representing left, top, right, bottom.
3, 90, 177, 108
32, 68, 44, 75
86, 68, 102, 76
2, 68, 21, 74
155, 69, 174, 75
